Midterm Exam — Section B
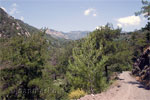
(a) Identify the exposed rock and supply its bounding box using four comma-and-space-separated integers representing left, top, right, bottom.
132, 46, 150, 88
0, 8, 38, 38
46, 29, 68, 39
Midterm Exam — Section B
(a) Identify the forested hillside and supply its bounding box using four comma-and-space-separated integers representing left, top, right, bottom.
0, 0, 150, 100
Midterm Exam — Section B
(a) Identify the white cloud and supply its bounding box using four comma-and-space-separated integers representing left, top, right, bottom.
96, 25, 105, 30
93, 13, 97, 17
117, 23, 122, 28
117, 15, 141, 26
9, 3, 19, 15
84, 8, 94, 16
10, 7, 17, 15
12, 3, 17, 7
20, 16, 24, 21
0, 6, 7, 12
84, 8, 97, 16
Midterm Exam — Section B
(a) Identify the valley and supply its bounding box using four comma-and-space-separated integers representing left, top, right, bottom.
0, 0, 150, 100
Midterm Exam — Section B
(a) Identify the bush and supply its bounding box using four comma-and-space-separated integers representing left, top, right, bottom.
68, 89, 86, 100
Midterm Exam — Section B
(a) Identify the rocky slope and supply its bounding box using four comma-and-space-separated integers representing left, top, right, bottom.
0, 8, 70, 46
132, 46, 150, 88
46, 29, 68, 39
0, 8, 39, 37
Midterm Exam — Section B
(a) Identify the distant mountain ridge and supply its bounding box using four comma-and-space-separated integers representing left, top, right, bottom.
0, 7, 89, 40
46, 29, 90, 40
65, 31, 90, 40
46, 29, 68, 39
0, 8, 70, 47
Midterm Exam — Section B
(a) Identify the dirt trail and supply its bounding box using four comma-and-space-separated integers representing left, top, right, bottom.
79, 71, 150, 100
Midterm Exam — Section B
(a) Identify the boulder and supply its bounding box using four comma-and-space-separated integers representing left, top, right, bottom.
132, 46, 150, 88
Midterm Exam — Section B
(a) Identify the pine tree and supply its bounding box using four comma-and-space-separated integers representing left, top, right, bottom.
136, 0, 150, 44
67, 24, 132, 93
0, 32, 55, 99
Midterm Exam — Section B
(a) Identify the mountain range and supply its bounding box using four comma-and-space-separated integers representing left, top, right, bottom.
0, 7, 89, 40
46, 29, 90, 40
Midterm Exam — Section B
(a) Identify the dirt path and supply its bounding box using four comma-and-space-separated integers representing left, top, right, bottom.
79, 71, 150, 100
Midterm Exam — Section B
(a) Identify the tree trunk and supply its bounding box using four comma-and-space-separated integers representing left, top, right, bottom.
105, 65, 109, 82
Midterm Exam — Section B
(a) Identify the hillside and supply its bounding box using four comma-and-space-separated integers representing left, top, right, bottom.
0, 0, 150, 99
46, 29, 68, 39
0, 8, 38, 37
0, 8, 70, 47
0, 8, 88, 41
46, 29, 89, 40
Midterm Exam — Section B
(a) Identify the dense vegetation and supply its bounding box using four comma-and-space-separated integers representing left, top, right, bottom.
0, 26, 133, 100
67, 24, 132, 94
0, 32, 70, 100
0, 0, 150, 99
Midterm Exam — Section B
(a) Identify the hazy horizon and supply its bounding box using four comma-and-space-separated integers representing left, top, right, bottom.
0, 0, 147, 32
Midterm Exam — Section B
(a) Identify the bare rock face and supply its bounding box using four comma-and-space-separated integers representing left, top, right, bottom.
0, 8, 31, 37
132, 46, 150, 88
46, 29, 68, 39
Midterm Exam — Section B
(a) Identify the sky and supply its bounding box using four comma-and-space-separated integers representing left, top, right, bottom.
0, 0, 148, 32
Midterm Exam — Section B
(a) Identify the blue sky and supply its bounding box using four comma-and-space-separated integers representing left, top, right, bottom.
0, 0, 147, 32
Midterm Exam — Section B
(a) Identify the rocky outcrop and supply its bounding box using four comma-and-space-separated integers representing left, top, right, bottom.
0, 8, 32, 37
46, 29, 68, 39
132, 46, 150, 89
